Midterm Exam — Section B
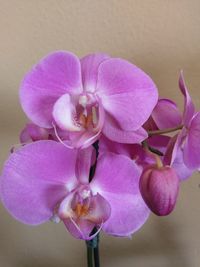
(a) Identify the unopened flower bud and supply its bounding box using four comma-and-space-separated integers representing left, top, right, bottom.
139, 165, 179, 216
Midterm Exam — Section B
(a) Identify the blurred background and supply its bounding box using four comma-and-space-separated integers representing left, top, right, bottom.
0, 1, 200, 266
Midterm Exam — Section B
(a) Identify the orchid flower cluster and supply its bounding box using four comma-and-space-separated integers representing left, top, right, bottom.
1, 51, 200, 241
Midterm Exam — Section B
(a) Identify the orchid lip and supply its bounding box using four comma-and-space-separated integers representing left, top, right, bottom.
58, 186, 92, 220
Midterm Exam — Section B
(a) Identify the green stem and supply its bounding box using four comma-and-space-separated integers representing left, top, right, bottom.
93, 234, 100, 267
94, 246, 100, 267
86, 245, 93, 267
86, 233, 100, 267
148, 125, 183, 136
142, 140, 164, 165
86, 142, 100, 267
148, 146, 163, 156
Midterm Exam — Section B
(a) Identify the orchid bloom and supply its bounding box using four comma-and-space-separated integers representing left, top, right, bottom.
0, 140, 149, 240
174, 72, 200, 169
163, 72, 200, 170
144, 71, 200, 177
20, 51, 158, 148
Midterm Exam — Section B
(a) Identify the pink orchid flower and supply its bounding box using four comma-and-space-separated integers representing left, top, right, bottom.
146, 71, 200, 174
164, 72, 200, 170
20, 51, 158, 148
0, 141, 149, 240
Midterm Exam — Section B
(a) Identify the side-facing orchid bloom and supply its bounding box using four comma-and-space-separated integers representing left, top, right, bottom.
164, 72, 200, 170
145, 72, 200, 175
0, 140, 150, 239
20, 51, 158, 148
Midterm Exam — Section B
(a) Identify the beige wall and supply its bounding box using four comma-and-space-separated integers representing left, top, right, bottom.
0, 1, 200, 266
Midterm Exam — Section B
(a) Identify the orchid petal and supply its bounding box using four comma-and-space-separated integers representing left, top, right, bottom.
163, 130, 193, 180
163, 130, 186, 166
152, 99, 182, 129
172, 148, 194, 180
102, 114, 148, 144
99, 135, 135, 158
81, 53, 110, 92
90, 153, 150, 237
97, 58, 158, 130
75, 146, 95, 184
20, 123, 49, 143
0, 141, 77, 224
98, 136, 154, 168
179, 71, 195, 126
147, 135, 171, 154
143, 116, 158, 131
20, 51, 82, 128
184, 112, 200, 169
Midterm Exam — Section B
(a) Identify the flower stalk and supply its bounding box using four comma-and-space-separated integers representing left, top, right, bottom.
86, 244, 93, 267
85, 141, 100, 267
148, 125, 183, 136
86, 233, 100, 267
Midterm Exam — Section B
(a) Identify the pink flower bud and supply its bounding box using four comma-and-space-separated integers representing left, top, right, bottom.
139, 165, 179, 216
